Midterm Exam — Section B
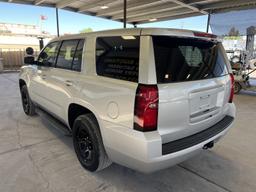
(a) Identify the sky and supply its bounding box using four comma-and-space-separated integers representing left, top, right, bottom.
210, 9, 256, 36
0, 2, 209, 36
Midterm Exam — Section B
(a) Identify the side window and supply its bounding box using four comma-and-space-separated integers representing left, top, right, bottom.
56, 40, 79, 70
72, 39, 84, 71
38, 42, 60, 67
96, 36, 140, 82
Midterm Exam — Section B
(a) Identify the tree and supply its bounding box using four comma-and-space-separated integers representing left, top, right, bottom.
228, 27, 240, 36
79, 28, 93, 33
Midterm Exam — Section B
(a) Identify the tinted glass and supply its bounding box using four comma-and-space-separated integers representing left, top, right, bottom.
153, 36, 228, 83
96, 36, 139, 82
38, 42, 60, 67
72, 39, 84, 71
56, 40, 79, 70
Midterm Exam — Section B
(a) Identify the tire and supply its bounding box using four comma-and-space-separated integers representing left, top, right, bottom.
20, 85, 36, 116
73, 114, 112, 172
234, 82, 242, 94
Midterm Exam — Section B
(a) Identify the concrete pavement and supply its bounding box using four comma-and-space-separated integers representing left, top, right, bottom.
0, 73, 255, 192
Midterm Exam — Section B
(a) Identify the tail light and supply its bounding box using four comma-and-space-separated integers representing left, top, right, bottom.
134, 84, 158, 132
194, 32, 217, 39
229, 73, 234, 103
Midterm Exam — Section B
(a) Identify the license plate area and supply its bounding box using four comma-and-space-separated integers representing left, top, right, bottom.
199, 94, 211, 110
189, 86, 224, 123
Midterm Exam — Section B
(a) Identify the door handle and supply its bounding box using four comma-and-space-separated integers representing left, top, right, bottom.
65, 80, 73, 87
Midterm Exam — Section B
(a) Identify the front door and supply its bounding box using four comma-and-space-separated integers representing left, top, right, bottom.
30, 41, 61, 113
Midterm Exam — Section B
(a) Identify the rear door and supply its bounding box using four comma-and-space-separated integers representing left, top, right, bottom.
152, 36, 232, 144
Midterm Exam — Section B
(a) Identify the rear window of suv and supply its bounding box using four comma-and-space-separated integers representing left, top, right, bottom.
96, 36, 139, 82
152, 36, 228, 83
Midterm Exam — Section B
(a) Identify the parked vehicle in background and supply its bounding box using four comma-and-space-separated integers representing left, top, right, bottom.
19, 28, 236, 173
228, 50, 256, 93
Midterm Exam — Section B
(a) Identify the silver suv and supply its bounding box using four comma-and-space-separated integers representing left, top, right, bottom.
19, 28, 236, 173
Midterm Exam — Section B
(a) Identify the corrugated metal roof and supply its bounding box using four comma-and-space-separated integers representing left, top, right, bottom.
1, 0, 256, 24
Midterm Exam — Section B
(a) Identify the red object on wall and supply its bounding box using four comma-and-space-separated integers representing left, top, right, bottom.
40, 15, 48, 20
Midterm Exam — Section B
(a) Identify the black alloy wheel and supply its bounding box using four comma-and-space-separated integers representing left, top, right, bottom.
20, 85, 36, 116
73, 114, 112, 172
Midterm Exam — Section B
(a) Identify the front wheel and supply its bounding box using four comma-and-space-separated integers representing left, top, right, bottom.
73, 114, 112, 172
20, 85, 36, 116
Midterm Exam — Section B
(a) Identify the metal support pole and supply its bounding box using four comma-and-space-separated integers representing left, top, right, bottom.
206, 12, 211, 33
56, 8, 60, 37
123, 0, 127, 28
39, 37, 44, 50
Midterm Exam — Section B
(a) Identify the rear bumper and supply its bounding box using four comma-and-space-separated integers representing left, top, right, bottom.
162, 115, 233, 155
103, 103, 235, 173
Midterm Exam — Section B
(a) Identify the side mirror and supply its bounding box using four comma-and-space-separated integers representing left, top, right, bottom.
24, 47, 36, 65
24, 56, 35, 65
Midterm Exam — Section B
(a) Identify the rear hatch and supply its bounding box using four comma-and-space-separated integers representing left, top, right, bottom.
152, 36, 232, 144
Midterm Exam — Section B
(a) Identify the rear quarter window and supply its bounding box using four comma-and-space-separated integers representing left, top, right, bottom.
153, 36, 228, 83
96, 36, 140, 82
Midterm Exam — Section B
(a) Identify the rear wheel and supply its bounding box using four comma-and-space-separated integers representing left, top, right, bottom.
234, 82, 242, 94
72, 114, 111, 172
20, 85, 36, 116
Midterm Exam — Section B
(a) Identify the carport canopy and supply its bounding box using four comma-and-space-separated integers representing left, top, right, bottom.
2, 0, 256, 24
2, 0, 256, 36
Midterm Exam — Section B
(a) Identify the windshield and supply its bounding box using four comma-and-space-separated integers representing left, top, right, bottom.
152, 36, 228, 83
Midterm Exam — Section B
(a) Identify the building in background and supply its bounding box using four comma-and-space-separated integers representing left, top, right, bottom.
222, 36, 247, 51
0, 22, 54, 71
0, 22, 54, 51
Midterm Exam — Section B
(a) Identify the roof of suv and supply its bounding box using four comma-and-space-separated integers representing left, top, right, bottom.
53, 28, 216, 40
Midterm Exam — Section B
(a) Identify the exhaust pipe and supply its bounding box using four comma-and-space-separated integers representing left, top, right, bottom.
203, 141, 214, 150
